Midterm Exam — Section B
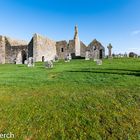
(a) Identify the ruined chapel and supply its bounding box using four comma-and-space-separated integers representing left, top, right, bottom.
0, 26, 105, 64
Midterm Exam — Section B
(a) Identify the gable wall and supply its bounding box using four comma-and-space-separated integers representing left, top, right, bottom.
33, 34, 56, 62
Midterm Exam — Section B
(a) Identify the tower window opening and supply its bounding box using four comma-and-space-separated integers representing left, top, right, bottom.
61, 48, 64, 52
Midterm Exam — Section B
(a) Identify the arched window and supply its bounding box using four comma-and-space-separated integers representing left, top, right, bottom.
61, 48, 64, 52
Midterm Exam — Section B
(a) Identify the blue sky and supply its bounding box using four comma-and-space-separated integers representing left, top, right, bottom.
0, 0, 140, 54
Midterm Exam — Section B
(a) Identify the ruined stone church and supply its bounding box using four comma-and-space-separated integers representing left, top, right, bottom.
0, 26, 105, 64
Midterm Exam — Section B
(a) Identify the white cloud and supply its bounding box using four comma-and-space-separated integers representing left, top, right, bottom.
131, 30, 140, 36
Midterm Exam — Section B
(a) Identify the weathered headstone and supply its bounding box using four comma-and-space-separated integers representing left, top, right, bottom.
85, 51, 90, 60
16, 52, 22, 64
96, 59, 102, 65
68, 53, 72, 60
94, 49, 99, 61
54, 55, 59, 62
45, 60, 53, 68
24, 60, 28, 65
65, 54, 70, 62
28, 57, 34, 67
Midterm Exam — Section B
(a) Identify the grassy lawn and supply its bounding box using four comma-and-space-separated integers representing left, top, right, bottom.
0, 58, 140, 140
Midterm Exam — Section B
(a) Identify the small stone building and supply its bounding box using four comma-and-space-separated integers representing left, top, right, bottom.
0, 26, 105, 64
87, 39, 105, 60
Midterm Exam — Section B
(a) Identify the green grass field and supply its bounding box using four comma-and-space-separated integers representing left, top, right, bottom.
0, 58, 140, 140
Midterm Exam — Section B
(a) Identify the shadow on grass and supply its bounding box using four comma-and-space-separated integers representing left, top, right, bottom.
66, 68, 140, 77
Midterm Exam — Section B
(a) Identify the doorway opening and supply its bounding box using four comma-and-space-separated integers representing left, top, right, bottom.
21, 50, 27, 64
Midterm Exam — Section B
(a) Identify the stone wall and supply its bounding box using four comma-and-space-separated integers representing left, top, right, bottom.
5, 37, 28, 64
0, 36, 5, 64
33, 34, 56, 62
80, 41, 86, 57
56, 41, 68, 59
28, 37, 33, 58
88, 39, 105, 59
68, 40, 75, 58
0, 31, 106, 64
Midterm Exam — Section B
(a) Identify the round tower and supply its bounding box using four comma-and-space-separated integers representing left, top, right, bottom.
74, 25, 80, 56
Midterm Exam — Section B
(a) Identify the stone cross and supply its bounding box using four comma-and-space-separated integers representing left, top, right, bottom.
107, 43, 113, 58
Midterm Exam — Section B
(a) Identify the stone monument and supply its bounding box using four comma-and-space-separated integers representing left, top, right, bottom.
85, 51, 90, 60
65, 54, 70, 62
45, 60, 53, 68
94, 49, 100, 61
96, 59, 102, 65
16, 52, 22, 64
74, 25, 80, 56
24, 60, 28, 65
68, 53, 72, 60
28, 57, 34, 67
107, 43, 113, 58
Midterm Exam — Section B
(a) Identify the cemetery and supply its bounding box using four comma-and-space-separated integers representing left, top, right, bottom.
0, 25, 140, 140
0, 57, 139, 139
1, 0, 140, 139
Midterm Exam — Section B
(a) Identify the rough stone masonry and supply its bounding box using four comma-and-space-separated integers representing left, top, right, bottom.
0, 26, 105, 64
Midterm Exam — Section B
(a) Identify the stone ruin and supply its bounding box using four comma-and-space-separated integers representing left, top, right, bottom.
0, 26, 106, 64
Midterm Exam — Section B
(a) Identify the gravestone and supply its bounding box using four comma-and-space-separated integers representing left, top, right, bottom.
65, 54, 70, 62
96, 59, 102, 65
54, 55, 59, 62
16, 52, 22, 64
45, 60, 53, 68
24, 60, 28, 65
94, 49, 99, 61
68, 53, 72, 60
28, 57, 34, 67
85, 51, 90, 60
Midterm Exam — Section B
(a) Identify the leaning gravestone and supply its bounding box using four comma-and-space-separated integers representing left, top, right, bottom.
28, 57, 34, 67
85, 51, 90, 60
96, 59, 102, 65
45, 60, 53, 68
